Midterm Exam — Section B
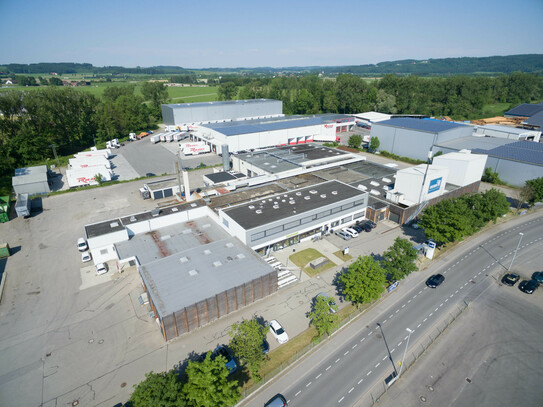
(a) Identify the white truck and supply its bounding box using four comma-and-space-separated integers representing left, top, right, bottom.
75, 148, 112, 159
182, 144, 211, 156
69, 157, 111, 169
66, 167, 112, 188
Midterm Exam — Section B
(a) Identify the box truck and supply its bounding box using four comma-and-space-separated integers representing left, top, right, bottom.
66, 167, 112, 188
183, 144, 211, 156
69, 157, 111, 169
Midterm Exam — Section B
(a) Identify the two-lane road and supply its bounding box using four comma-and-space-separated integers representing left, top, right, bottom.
246, 215, 543, 407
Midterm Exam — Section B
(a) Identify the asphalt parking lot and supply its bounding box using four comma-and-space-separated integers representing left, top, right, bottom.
376, 244, 543, 407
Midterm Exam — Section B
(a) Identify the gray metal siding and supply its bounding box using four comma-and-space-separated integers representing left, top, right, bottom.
161, 106, 176, 125
486, 157, 543, 187
13, 181, 50, 196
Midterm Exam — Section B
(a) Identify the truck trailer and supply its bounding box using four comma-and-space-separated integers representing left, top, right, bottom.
66, 167, 112, 188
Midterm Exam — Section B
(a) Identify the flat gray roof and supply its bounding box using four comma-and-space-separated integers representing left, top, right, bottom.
139, 237, 274, 318
163, 99, 278, 109
434, 136, 516, 151
14, 165, 47, 176
223, 180, 367, 230
375, 118, 469, 133
85, 218, 125, 239
115, 216, 232, 265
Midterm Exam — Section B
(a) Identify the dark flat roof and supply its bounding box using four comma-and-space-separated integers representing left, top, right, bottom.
505, 103, 543, 117
472, 140, 543, 166
223, 180, 367, 230
374, 117, 469, 133
204, 171, 244, 183
85, 218, 125, 239
209, 184, 287, 210
525, 110, 543, 127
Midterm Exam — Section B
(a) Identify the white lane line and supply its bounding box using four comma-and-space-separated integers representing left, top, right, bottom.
389, 314, 394, 319
383, 319, 387, 324
391, 348, 395, 353
326, 365, 331, 371
361, 338, 365, 342
405, 335, 409, 340
383, 356, 388, 361
440, 303, 444, 307
395, 309, 400, 313
402, 304, 406, 308
353, 344, 357, 349
423, 318, 428, 322
295, 390, 301, 396
368, 332, 372, 337
316, 373, 322, 379
344, 351, 349, 356
419, 290, 423, 294
335, 358, 340, 363
367, 371, 372, 376
306, 382, 312, 387
445, 298, 449, 302
429, 313, 433, 317
413, 295, 417, 299
417, 323, 421, 328
435, 308, 438, 312
339, 396, 345, 403
408, 299, 412, 304
349, 387, 354, 394
375, 362, 380, 368
398, 341, 403, 346
358, 378, 364, 384
455, 290, 459, 294
450, 294, 454, 298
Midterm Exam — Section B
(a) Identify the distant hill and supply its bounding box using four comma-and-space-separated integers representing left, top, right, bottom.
1, 54, 542, 76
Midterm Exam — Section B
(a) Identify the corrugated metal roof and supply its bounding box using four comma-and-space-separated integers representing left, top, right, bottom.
435, 136, 516, 151
472, 140, 543, 166
204, 116, 325, 136
14, 165, 47, 176
12, 172, 48, 186
374, 117, 469, 133
163, 98, 279, 109
505, 103, 543, 117
479, 125, 535, 135
525, 110, 543, 127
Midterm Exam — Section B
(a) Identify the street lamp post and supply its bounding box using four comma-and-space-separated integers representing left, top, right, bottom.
508, 232, 524, 271
398, 328, 413, 378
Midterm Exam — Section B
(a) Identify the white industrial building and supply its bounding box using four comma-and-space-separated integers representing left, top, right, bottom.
218, 180, 369, 254
194, 114, 355, 154
12, 165, 50, 196
371, 118, 474, 161
161, 99, 283, 129
432, 152, 487, 187
475, 125, 541, 142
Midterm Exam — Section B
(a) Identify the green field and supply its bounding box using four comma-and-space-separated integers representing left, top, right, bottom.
481, 102, 510, 117
0, 82, 219, 103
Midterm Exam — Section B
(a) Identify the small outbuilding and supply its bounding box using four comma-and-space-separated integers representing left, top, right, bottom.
12, 165, 50, 196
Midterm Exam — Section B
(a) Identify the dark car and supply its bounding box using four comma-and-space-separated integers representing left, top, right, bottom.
212, 345, 237, 374
366, 220, 377, 229
531, 272, 543, 284
261, 338, 270, 355
501, 273, 520, 286
519, 279, 539, 294
426, 274, 445, 288
352, 224, 364, 233
264, 394, 288, 407
356, 221, 372, 232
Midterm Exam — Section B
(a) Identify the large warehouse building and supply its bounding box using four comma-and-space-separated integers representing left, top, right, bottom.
371, 118, 474, 161
161, 99, 283, 128
194, 114, 355, 153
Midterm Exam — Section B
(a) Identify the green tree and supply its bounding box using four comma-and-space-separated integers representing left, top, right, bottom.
141, 81, 168, 118
348, 134, 362, 149
48, 77, 63, 86
381, 237, 419, 281
419, 198, 477, 243
229, 318, 267, 380
293, 89, 319, 114
515, 183, 535, 211
477, 189, 510, 221
307, 295, 339, 337
217, 82, 238, 101
339, 256, 386, 306
183, 352, 240, 407
481, 167, 503, 184
369, 136, 380, 152
525, 177, 543, 204
129, 370, 186, 407
103, 84, 135, 102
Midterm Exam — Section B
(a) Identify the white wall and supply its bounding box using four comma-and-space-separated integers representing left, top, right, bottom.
90, 244, 119, 265
433, 153, 487, 187
87, 229, 129, 250
395, 165, 448, 204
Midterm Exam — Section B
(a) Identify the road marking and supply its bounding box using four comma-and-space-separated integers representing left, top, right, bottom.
395, 309, 400, 313
408, 299, 412, 304
349, 387, 354, 393
435, 308, 439, 312
402, 304, 406, 308
405, 335, 409, 340
413, 295, 417, 299
440, 303, 443, 307
417, 323, 421, 328
361, 338, 365, 342
353, 344, 357, 349
368, 332, 372, 336
358, 378, 364, 384
423, 318, 427, 322
389, 314, 394, 319
383, 319, 387, 323
391, 348, 395, 353
326, 365, 331, 371
306, 382, 312, 387
398, 341, 403, 346
429, 313, 433, 317
419, 290, 423, 294
367, 371, 372, 376
375, 362, 380, 368
295, 391, 301, 396
455, 290, 459, 294
339, 396, 344, 403
344, 351, 349, 356
450, 294, 454, 298
383, 356, 388, 361
445, 298, 448, 302
316, 373, 322, 379
335, 358, 340, 363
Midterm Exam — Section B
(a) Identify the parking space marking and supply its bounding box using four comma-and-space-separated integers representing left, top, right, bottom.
429, 313, 433, 317
383, 319, 387, 324
349, 387, 354, 394
383, 356, 388, 361
375, 362, 380, 368
440, 303, 444, 307
417, 323, 421, 328
361, 338, 365, 342
391, 348, 395, 353
352, 344, 357, 349
306, 382, 312, 387
423, 318, 428, 322
344, 351, 349, 356
398, 341, 403, 346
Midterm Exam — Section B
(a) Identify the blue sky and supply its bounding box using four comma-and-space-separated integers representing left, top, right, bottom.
1, 0, 542, 68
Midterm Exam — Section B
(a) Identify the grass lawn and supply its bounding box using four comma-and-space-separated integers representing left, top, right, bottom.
290, 248, 336, 277
333, 250, 353, 262
481, 102, 510, 117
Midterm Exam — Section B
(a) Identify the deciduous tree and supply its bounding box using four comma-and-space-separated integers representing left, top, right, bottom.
307, 295, 339, 337
129, 370, 186, 407
381, 237, 419, 281
229, 318, 267, 380
525, 177, 543, 204
339, 256, 386, 306
348, 134, 362, 149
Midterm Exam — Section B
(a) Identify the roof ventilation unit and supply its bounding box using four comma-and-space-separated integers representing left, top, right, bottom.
212, 261, 222, 267
370, 189, 381, 196
151, 208, 161, 217
370, 181, 380, 187
180, 256, 189, 263
331, 191, 338, 195
236, 253, 246, 259
304, 196, 311, 200
129, 216, 137, 222
382, 177, 392, 183
296, 192, 302, 196
320, 194, 327, 198
309, 190, 317, 194
225, 242, 234, 248
358, 185, 367, 191
110, 222, 119, 228
203, 249, 212, 255
256, 209, 262, 214
171, 207, 178, 212
188, 269, 198, 276
273, 205, 279, 209
249, 205, 255, 209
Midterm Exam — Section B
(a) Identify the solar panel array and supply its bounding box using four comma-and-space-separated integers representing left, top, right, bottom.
205, 116, 328, 136
472, 140, 543, 165
504, 103, 543, 117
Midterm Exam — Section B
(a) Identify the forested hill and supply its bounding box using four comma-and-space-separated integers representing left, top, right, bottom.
318, 54, 543, 76
1, 54, 542, 76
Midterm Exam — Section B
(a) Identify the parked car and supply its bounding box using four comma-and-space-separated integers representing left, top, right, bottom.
335, 230, 351, 240
261, 338, 270, 355
426, 274, 445, 288
519, 279, 539, 294
77, 237, 88, 252
212, 345, 237, 374
264, 394, 288, 407
81, 251, 92, 263
95, 263, 108, 275
531, 271, 543, 284
269, 320, 289, 344
317, 292, 338, 313
361, 223, 372, 232
366, 220, 377, 229
411, 223, 421, 230
501, 273, 520, 286
352, 224, 364, 233
342, 227, 358, 238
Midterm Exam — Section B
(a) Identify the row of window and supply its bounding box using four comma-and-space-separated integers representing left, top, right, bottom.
250, 200, 366, 242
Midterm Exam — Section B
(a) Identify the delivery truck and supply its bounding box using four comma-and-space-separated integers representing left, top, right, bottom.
182, 144, 211, 156
69, 157, 111, 169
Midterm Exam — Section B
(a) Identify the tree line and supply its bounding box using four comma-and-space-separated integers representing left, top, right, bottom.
0, 83, 167, 176
217, 72, 543, 119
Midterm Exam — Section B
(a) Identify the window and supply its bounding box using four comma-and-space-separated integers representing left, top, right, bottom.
341, 216, 352, 224
331, 207, 341, 214
251, 231, 265, 241
353, 211, 365, 220
222, 218, 229, 228
301, 216, 313, 224
316, 209, 331, 219
284, 219, 300, 230
354, 199, 365, 207
341, 202, 354, 210
331, 220, 340, 227
266, 225, 283, 236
